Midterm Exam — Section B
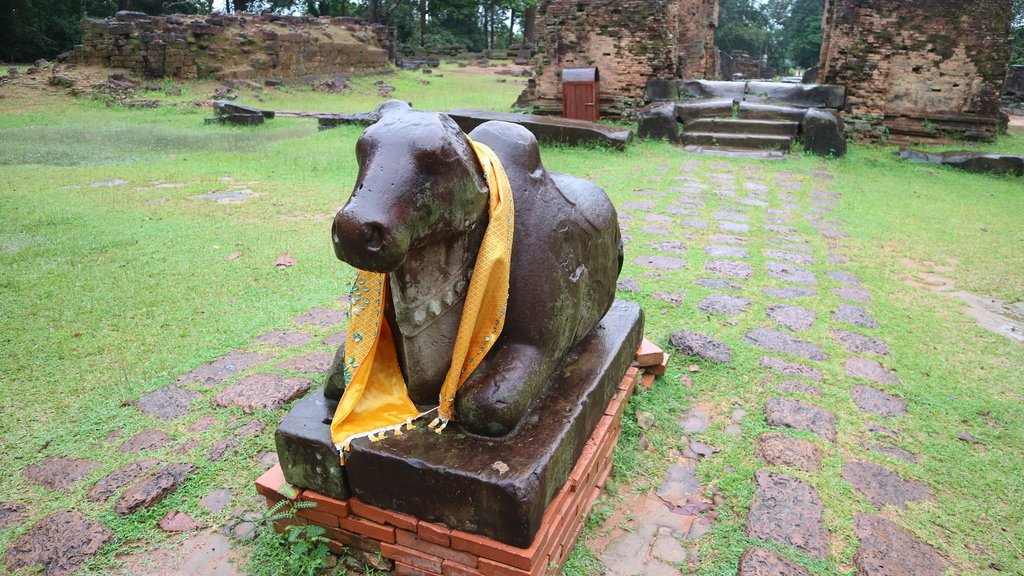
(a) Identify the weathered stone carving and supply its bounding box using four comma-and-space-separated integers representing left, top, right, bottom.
327, 100, 623, 436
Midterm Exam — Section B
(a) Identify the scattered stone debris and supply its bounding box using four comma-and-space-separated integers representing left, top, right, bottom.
3, 510, 113, 576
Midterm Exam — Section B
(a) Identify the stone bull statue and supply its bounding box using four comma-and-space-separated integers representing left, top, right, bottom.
325, 100, 622, 437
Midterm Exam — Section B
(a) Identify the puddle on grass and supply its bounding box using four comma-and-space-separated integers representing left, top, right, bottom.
906, 269, 1024, 344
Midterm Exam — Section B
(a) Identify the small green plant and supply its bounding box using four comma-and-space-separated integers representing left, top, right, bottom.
245, 499, 333, 576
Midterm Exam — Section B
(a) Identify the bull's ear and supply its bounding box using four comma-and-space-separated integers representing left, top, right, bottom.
376, 100, 413, 117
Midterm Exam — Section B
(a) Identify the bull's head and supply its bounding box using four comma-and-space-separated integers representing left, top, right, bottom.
332, 101, 489, 273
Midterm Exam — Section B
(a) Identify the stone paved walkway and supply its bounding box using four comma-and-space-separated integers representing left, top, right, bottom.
589, 157, 946, 575
2, 156, 954, 576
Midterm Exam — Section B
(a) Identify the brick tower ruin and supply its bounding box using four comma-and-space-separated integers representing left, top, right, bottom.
818, 0, 1014, 141
529, 0, 718, 119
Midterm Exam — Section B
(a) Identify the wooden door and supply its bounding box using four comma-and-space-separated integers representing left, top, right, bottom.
562, 82, 598, 122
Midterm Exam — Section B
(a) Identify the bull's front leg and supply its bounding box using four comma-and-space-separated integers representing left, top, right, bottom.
454, 343, 557, 437
323, 344, 348, 401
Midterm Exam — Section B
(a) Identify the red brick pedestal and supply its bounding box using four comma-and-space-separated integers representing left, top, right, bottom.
257, 343, 666, 575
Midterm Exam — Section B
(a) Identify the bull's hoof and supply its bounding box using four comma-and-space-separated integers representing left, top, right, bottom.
454, 390, 519, 437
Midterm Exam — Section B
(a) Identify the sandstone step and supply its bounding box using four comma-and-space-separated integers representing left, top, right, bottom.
680, 132, 793, 151
685, 118, 799, 137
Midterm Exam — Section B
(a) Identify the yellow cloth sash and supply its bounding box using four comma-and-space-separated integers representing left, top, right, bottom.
330, 139, 514, 458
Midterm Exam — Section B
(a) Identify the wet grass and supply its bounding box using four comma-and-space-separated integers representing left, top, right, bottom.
1, 72, 1023, 575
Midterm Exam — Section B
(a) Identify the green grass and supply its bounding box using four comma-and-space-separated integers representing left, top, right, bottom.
1, 70, 1023, 576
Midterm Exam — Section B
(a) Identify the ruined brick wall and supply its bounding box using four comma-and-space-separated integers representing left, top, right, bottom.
72, 12, 394, 80
532, 0, 718, 119
819, 0, 1013, 141
720, 50, 773, 80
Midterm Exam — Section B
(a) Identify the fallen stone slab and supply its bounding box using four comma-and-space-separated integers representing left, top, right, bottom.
21, 456, 100, 491
738, 547, 810, 576
448, 109, 633, 150
87, 459, 161, 502
746, 470, 829, 558
744, 328, 827, 361
802, 107, 847, 157
843, 461, 931, 509
765, 397, 836, 441
854, 514, 946, 576
757, 433, 822, 471
670, 329, 733, 363
3, 510, 113, 576
900, 148, 1024, 177
851, 386, 907, 417
214, 99, 275, 119
114, 463, 196, 515
637, 102, 679, 142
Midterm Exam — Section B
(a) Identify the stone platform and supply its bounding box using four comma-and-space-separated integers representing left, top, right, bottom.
258, 362, 645, 576
276, 300, 644, 547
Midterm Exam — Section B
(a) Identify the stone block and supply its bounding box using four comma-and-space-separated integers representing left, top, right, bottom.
801, 108, 847, 157
637, 102, 679, 142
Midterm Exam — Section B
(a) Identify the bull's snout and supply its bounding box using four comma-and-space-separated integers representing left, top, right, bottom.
332, 208, 407, 273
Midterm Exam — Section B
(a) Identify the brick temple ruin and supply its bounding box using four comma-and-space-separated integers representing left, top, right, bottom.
818, 0, 1014, 141
528, 0, 718, 119
71, 12, 395, 81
